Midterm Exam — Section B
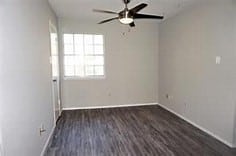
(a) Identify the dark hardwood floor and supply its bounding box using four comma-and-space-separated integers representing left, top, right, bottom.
44, 106, 236, 156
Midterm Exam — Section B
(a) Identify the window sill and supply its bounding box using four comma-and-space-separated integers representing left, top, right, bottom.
64, 76, 106, 81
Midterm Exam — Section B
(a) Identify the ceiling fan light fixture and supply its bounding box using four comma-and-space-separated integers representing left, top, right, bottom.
119, 10, 133, 24
119, 17, 133, 24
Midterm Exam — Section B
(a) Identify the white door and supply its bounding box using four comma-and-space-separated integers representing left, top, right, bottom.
49, 21, 61, 124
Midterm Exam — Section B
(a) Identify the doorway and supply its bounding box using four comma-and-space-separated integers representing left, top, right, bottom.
49, 21, 61, 124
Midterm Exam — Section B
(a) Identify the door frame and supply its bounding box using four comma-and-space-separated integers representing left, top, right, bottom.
49, 20, 61, 124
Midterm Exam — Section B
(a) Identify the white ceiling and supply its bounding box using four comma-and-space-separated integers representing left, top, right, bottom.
48, 0, 198, 22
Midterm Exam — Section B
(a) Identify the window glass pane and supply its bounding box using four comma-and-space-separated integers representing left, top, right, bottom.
64, 44, 74, 54
75, 65, 85, 77
84, 45, 93, 55
64, 34, 73, 44
74, 44, 83, 55
51, 44, 57, 55
65, 65, 74, 76
74, 56, 84, 65
85, 66, 94, 76
84, 35, 93, 45
94, 45, 103, 55
74, 34, 83, 44
94, 56, 104, 65
84, 56, 95, 65
95, 66, 104, 76
64, 56, 75, 66
94, 35, 103, 44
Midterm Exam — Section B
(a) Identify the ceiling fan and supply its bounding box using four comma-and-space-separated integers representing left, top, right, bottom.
93, 0, 164, 27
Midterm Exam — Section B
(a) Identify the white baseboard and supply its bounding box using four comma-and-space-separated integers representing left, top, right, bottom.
157, 103, 235, 148
40, 125, 56, 156
62, 103, 158, 111
233, 144, 236, 148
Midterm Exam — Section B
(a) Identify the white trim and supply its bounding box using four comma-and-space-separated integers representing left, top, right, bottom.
64, 76, 106, 81
233, 143, 236, 148
49, 20, 61, 125
62, 103, 158, 110
40, 125, 56, 156
157, 103, 235, 148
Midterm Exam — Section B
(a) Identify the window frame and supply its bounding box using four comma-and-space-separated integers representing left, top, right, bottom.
63, 33, 106, 80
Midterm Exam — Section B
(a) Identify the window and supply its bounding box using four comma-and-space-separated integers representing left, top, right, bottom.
63, 34, 105, 78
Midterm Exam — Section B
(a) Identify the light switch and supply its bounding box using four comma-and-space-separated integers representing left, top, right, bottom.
216, 56, 221, 64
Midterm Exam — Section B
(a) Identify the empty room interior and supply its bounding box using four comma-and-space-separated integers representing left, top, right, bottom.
1, 0, 236, 155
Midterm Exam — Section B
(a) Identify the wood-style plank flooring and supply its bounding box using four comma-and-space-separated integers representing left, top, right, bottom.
44, 106, 236, 156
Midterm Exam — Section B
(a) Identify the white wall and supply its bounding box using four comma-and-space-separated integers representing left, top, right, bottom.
0, 0, 57, 155
59, 19, 159, 109
159, 0, 236, 146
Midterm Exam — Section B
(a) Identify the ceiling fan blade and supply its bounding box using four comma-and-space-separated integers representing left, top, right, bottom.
130, 3, 148, 13
93, 9, 118, 15
98, 17, 119, 24
134, 14, 164, 19
129, 22, 135, 27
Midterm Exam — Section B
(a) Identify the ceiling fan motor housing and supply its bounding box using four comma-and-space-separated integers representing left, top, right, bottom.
119, 8, 133, 20
119, 10, 134, 24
